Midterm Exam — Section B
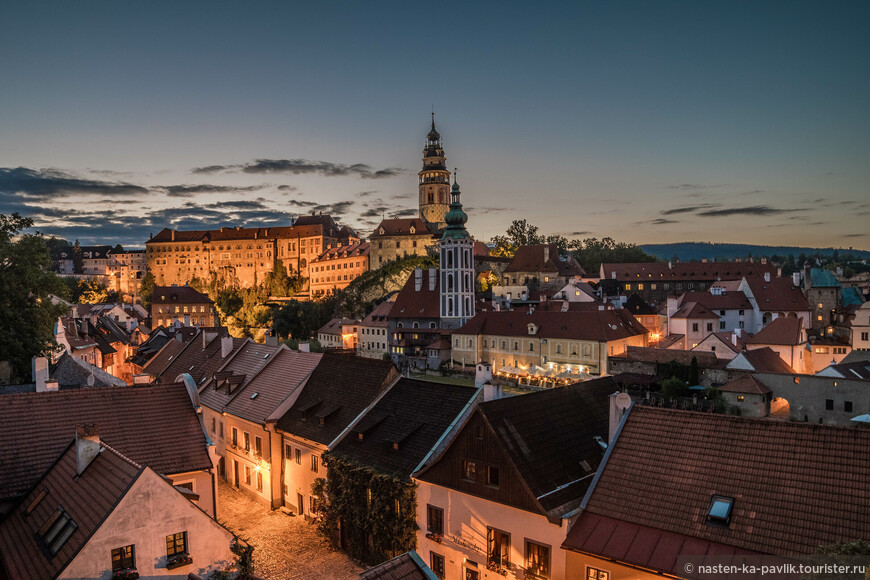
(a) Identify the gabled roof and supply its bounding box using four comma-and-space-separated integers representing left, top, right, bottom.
719, 374, 771, 395
475, 378, 617, 516
727, 346, 796, 374
360, 551, 437, 580
841, 286, 865, 307
0, 383, 212, 503
332, 379, 476, 478
623, 293, 657, 315
361, 300, 394, 327
140, 336, 189, 377
670, 301, 719, 320
693, 331, 743, 354
370, 218, 435, 238
679, 290, 752, 311
51, 352, 127, 389
390, 269, 440, 320
601, 261, 778, 281
744, 277, 811, 312
317, 318, 359, 336
152, 285, 214, 305
744, 316, 804, 346
222, 347, 322, 424
276, 354, 398, 446
198, 340, 280, 412
568, 407, 870, 563
504, 244, 585, 277
312, 241, 370, 262
809, 267, 841, 288
0, 439, 144, 580
820, 361, 870, 380
158, 333, 245, 385
456, 309, 648, 342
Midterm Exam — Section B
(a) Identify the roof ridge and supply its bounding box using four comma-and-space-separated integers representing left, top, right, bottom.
98, 441, 143, 470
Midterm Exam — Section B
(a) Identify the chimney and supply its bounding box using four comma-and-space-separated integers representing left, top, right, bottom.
171, 230, 175, 241
668, 261, 673, 269
44, 380, 59, 392
608, 392, 632, 444
543, 246, 550, 263
414, 268, 423, 291
76, 425, 101, 475
221, 336, 234, 358
132, 374, 152, 384
732, 332, 738, 346
764, 272, 771, 283
792, 272, 800, 287
611, 271, 616, 279
298, 342, 310, 352
429, 267, 436, 291
32, 356, 49, 392
475, 362, 493, 388
667, 295, 679, 319
484, 382, 503, 402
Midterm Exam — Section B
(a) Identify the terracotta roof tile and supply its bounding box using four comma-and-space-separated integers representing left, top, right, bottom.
679, 291, 753, 311
601, 261, 778, 281
504, 244, 585, 276
198, 340, 280, 412
744, 317, 804, 346
0, 440, 144, 580
153, 286, 214, 305
719, 374, 771, 395
360, 551, 434, 580
370, 218, 435, 238
390, 269, 440, 320
577, 406, 870, 558
361, 301, 394, 327
455, 309, 648, 342
728, 347, 796, 374
745, 277, 811, 312
0, 383, 212, 503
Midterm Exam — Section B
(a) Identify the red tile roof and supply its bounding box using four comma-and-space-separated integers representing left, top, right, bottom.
601, 261, 778, 281
141, 336, 189, 377
370, 218, 434, 238
670, 301, 720, 320
744, 316, 804, 346
504, 244, 585, 276
361, 300, 394, 327
680, 291, 753, 311
360, 551, 434, 580
730, 347, 796, 374
157, 333, 245, 385
317, 318, 360, 336
222, 347, 323, 424
573, 406, 870, 559
312, 241, 370, 262
198, 339, 280, 412
745, 277, 811, 312
454, 309, 648, 342
153, 285, 214, 305
719, 374, 771, 395
0, 439, 144, 580
390, 269, 440, 320
0, 383, 212, 503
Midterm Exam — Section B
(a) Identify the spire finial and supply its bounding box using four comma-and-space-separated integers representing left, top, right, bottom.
431, 108, 435, 129
453, 168, 458, 185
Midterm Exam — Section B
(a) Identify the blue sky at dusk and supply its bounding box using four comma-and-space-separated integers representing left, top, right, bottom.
1, 1, 868, 248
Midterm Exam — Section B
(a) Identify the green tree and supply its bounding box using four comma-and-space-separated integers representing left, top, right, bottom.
688, 356, 700, 385
72, 239, 83, 274
0, 214, 68, 380
112, 243, 124, 254
490, 219, 545, 257
661, 376, 690, 400
139, 271, 156, 310
571, 237, 658, 274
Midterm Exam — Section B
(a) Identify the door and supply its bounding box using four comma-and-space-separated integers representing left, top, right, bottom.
233, 460, 240, 487
297, 492, 304, 515
464, 568, 479, 580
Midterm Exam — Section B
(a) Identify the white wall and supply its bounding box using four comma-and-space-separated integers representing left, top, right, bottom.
282, 434, 325, 516
61, 468, 235, 580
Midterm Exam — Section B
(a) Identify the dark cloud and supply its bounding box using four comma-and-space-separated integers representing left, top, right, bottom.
277, 185, 297, 191
667, 183, 726, 190
161, 184, 266, 198
388, 209, 417, 219
843, 233, 867, 238
638, 218, 680, 225
0, 167, 149, 199
466, 206, 512, 215
312, 200, 356, 216
361, 206, 389, 218
696, 206, 801, 217
390, 194, 413, 200
193, 159, 403, 179
356, 190, 378, 197
285, 199, 317, 208
660, 204, 720, 216
567, 231, 590, 236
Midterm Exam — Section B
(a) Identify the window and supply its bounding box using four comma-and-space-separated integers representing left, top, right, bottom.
244, 432, 250, 452
245, 466, 252, 485
845, 401, 853, 412
487, 465, 500, 488
311, 454, 319, 473
863, 332, 869, 341
826, 399, 834, 410
211, 417, 216, 432
737, 395, 745, 402
706, 323, 713, 332
166, 531, 187, 557
285, 444, 292, 459
111, 544, 135, 572
255, 437, 262, 456
707, 495, 734, 525
430, 552, 445, 578
461, 459, 477, 482
39, 507, 78, 555
219, 422, 224, 439
487, 528, 510, 569
720, 321, 726, 330
526, 540, 551, 579
427, 504, 444, 535
586, 567, 610, 580
232, 427, 238, 447
692, 323, 699, 332
257, 471, 263, 491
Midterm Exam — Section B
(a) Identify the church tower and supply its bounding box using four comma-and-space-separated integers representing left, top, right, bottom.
418, 114, 451, 231
439, 172, 475, 330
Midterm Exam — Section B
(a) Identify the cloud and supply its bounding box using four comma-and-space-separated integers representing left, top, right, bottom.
161, 184, 266, 198
388, 209, 417, 219
0, 167, 149, 200
390, 194, 413, 200
193, 159, 404, 179
285, 199, 317, 208
660, 204, 720, 216
277, 185, 297, 191
667, 183, 727, 190
356, 190, 378, 197
696, 206, 802, 217
466, 206, 512, 215
312, 200, 356, 216
843, 233, 867, 238
641, 218, 680, 225
361, 206, 389, 218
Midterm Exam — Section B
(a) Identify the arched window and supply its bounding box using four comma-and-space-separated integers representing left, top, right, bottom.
446, 250, 453, 268
430, 322, 436, 329
447, 274, 454, 291
447, 298, 454, 316
397, 322, 403, 328
413, 322, 419, 329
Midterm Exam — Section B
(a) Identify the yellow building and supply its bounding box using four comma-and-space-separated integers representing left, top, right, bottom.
309, 241, 370, 298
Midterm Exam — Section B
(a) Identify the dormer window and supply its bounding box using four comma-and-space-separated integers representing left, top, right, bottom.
379, 227, 385, 235
527, 323, 538, 335
409, 226, 416, 234
707, 495, 734, 525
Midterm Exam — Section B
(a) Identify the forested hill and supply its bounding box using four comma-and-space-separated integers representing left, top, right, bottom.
640, 242, 870, 262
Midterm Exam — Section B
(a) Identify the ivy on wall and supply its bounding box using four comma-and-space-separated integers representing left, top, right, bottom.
318, 453, 418, 565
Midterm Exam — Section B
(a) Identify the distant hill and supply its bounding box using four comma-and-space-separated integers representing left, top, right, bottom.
639, 242, 870, 262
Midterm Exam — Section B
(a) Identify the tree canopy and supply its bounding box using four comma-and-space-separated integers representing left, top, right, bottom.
0, 214, 68, 380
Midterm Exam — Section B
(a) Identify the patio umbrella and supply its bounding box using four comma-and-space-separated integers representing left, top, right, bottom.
688, 385, 706, 391
850, 414, 870, 424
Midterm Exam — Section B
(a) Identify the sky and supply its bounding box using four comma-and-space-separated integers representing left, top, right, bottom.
1, 1, 869, 250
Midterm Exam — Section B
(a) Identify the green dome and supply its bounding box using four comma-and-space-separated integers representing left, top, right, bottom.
441, 181, 470, 240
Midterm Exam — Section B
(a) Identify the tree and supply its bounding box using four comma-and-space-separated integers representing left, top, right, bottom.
139, 272, 155, 310
72, 239, 83, 274
0, 213, 68, 380
571, 237, 658, 274
112, 243, 124, 254
661, 376, 690, 400
688, 356, 700, 385
490, 219, 545, 257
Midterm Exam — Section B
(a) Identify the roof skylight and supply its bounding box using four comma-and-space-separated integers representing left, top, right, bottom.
707, 495, 734, 525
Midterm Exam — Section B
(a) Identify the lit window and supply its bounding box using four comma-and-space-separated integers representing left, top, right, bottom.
707, 495, 734, 524
461, 459, 476, 482
311, 454, 319, 473
526, 541, 551, 579
111, 544, 135, 572
430, 552, 445, 579
166, 531, 187, 558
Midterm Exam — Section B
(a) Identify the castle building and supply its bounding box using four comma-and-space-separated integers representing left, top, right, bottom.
439, 176, 475, 330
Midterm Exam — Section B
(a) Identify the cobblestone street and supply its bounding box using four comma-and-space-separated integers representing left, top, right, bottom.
217, 480, 363, 580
